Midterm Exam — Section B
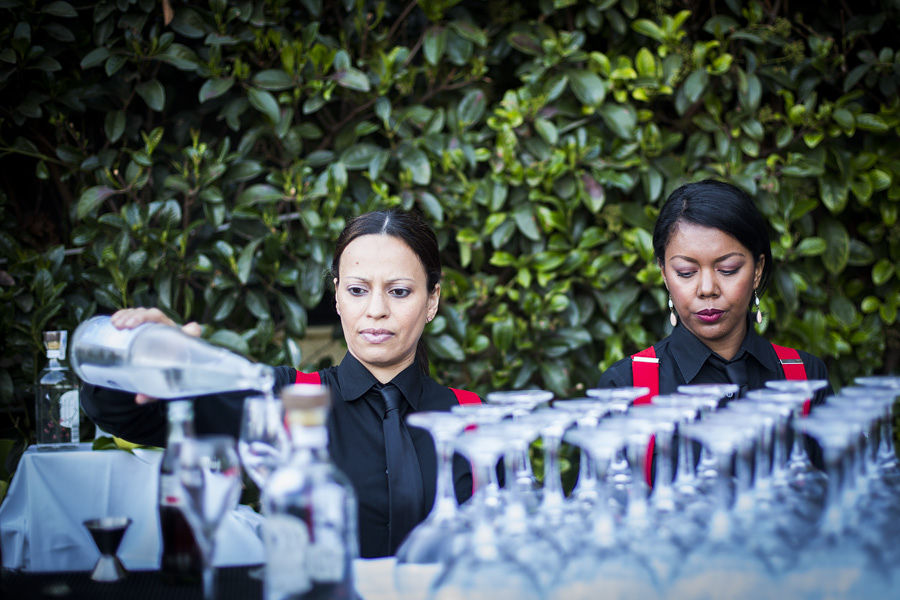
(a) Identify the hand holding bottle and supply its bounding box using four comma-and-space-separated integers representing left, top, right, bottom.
107, 308, 202, 404
71, 310, 274, 401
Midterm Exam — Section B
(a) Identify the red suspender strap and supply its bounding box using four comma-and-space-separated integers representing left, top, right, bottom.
294, 371, 322, 385
630, 346, 659, 405
630, 346, 658, 487
451, 388, 481, 405
771, 344, 810, 415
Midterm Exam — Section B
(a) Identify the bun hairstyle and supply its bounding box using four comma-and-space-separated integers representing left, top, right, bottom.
331, 210, 441, 372
652, 180, 774, 292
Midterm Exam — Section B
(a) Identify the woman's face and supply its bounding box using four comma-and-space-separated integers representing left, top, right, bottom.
660, 221, 764, 359
334, 234, 439, 382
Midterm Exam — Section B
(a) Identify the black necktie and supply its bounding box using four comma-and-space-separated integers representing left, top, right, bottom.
378, 383, 424, 554
710, 353, 749, 398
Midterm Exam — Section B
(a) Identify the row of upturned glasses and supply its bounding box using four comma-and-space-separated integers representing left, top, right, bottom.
394, 376, 900, 600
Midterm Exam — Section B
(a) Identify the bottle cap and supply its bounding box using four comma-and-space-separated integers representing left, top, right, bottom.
281, 384, 330, 427
43, 330, 68, 359
167, 400, 193, 421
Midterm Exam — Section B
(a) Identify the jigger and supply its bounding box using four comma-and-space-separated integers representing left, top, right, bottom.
83, 517, 132, 582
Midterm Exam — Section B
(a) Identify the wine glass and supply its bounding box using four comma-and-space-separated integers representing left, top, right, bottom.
484, 389, 553, 498
394, 411, 468, 599
238, 395, 290, 490
549, 426, 660, 600
668, 421, 779, 599
782, 415, 893, 599
178, 435, 243, 600
549, 398, 610, 515
429, 426, 542, 600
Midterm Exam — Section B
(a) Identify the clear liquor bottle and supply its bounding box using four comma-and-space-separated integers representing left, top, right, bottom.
70, 315, 274, 399
35, 330, 80, 447
158, 400, 203, 584
261, 384, 358, 600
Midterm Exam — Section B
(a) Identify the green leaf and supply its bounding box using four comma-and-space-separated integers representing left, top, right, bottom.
340, 143, 382, 170
236, 239, 262, 285
855, 114, 889, 133
795, 237, 826, 256
253, 69, 293, 90
208, 329, 250, 355
198, 77, 234, 102
76, 186, 115, 219
819, 219, 850, 275
42, 1, 77, 17
683, 69, 708, 104
399, 146, 431, 185
872, 259, 895, 285
135, 80, 165, 112
424, 26, 447, 65
599, 104, 636, 140
635, 47, 656, 77
512, 205, 541, 241
632, 19, 665, 42
492, 315, 515, 352
236, 184, 283, 205
80, 47, 109, 69
569, 70, 607, 106
248, 88, 280, 124
428, 334, 465, 362
334, 67, 370, 92
830, 296, 857, 328
104, 111, 125, 143
457, 89, 486, 127
534, 117, 558, 145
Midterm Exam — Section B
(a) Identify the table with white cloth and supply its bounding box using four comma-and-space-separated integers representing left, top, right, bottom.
0, 444, 400, 600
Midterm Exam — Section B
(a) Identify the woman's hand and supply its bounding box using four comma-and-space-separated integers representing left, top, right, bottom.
109, 307, 203, 404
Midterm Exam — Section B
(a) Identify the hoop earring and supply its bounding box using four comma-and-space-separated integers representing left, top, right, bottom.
754, 290, 763, 324
668, 296, 677, 327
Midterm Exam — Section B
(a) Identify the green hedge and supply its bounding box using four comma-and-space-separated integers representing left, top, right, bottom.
2, 0, 899, 439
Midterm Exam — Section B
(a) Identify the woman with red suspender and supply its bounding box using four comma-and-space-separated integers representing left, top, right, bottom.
598, 179, 829, 403
596, 180, 830, 483
82, 210, 480, 558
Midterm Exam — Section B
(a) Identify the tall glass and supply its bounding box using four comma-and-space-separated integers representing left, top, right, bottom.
394, 411, 468, 599
178, 435, 242, 600
429, 426, 542, 600
238, 395, 290, 489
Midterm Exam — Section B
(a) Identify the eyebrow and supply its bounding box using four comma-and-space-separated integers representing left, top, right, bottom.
668, 251, 746, 264
342, 275, 417, 284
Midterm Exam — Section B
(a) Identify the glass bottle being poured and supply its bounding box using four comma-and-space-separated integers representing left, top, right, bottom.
70, 315, 275, 399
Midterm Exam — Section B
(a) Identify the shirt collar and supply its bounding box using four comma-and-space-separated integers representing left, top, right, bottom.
335, 352, 424, 410
668, 323, 780, 382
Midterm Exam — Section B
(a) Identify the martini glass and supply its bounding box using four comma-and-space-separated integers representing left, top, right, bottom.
395, 411, 469, 599
450, 403, 513, 517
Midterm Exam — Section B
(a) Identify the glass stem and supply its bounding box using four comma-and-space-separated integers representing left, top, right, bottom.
433, 435, 459, 519
652, 429, 676, 512
540, 432, 565, 513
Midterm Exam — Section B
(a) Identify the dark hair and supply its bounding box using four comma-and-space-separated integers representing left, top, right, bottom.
652, 180, 773, 292
331, 209, 441, 373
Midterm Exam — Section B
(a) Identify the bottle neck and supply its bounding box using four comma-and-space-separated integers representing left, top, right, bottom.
46, 356, 62, 370
288, 424, 329, 454
167, 418, 194, 444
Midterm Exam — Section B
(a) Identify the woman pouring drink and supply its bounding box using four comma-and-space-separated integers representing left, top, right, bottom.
81, 209, 480, 559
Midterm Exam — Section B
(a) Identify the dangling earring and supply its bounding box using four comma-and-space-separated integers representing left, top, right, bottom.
754, 290, 763, 324
668, 296, 677, 327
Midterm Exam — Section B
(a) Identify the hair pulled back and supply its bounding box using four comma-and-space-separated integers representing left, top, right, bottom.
331, 209, 441, 373
652, 180, 773, 292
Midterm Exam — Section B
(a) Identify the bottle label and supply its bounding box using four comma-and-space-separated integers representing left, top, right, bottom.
264, 515, 313, 595
159, 473, 184, 507
59, 390, 79, 428
263, 514, 348, 594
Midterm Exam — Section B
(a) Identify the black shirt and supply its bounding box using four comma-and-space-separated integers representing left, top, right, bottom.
80, 352, 476, 558
597, 324, 831, 404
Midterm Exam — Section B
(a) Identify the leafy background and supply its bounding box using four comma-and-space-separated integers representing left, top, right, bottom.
1, 0, 899, 482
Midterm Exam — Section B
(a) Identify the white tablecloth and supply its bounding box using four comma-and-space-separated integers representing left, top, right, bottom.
0, 443, 264, 572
